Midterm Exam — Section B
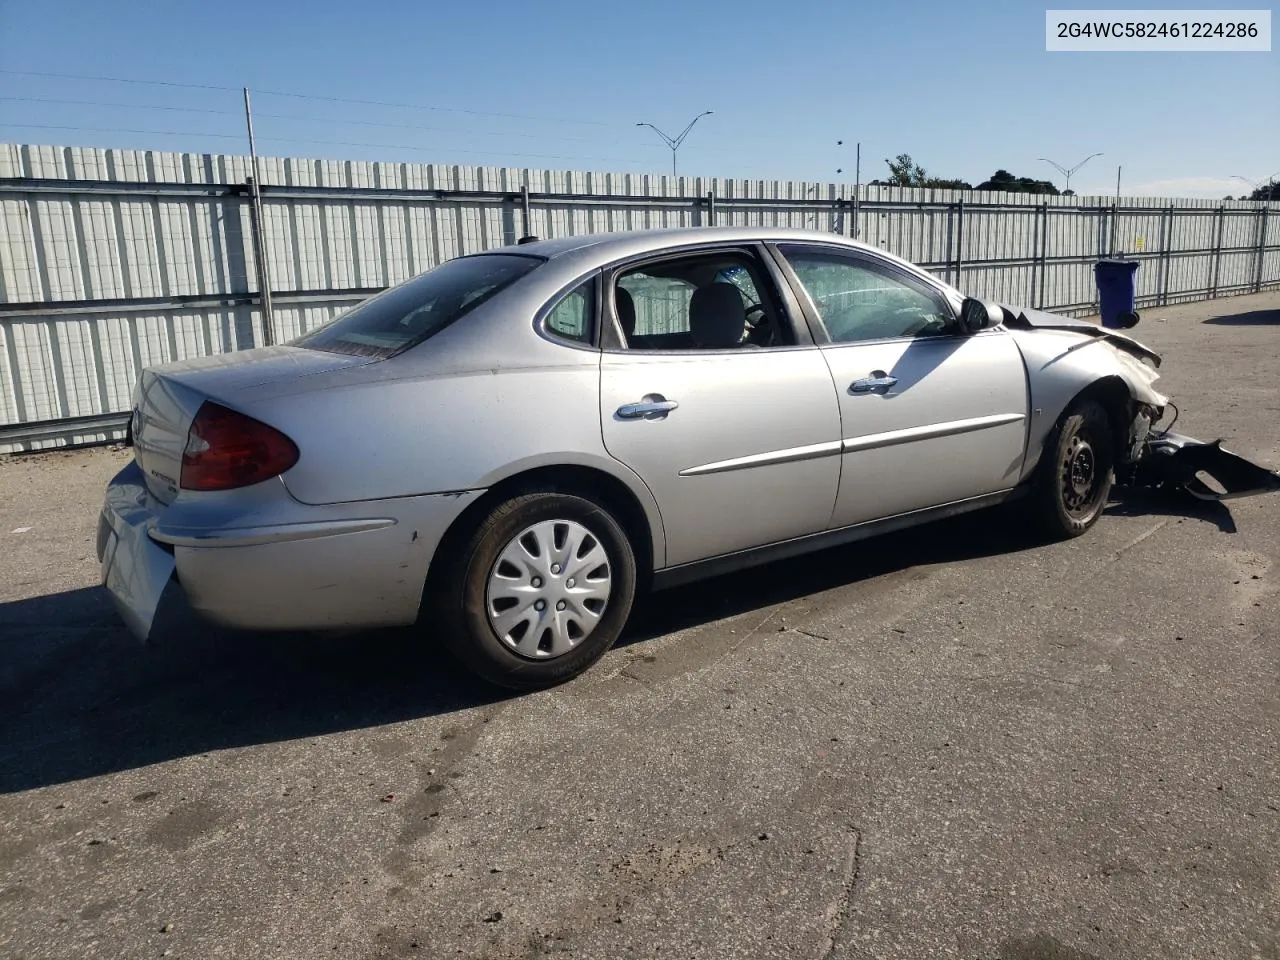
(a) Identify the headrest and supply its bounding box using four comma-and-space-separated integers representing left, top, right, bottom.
689, 283, 746, 349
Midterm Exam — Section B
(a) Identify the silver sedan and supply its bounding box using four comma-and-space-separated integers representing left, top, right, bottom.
98, 227, 1279, 688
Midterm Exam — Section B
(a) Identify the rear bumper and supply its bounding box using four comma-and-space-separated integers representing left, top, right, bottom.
98, 463, 177, 641
98, 461, 482, 641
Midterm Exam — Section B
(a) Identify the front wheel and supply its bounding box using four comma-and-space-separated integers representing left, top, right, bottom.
434, 492, 637, 690
1026, 399, 1115, 540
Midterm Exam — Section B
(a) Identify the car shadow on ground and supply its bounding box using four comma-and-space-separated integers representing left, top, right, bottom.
0, 492, 1242, 794
1202, 308, 1280, 326
620, 507, 1039, 646
621, 487, 1239, 644
0, 588, 510, 794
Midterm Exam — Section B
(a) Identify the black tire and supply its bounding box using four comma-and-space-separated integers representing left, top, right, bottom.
1026, 399, 1115, 540
433, 492, 637, 690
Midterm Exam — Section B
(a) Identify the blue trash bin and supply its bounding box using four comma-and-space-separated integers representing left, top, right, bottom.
1094, 259, 1140, 329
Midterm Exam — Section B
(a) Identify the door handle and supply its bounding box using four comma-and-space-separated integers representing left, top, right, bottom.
849, 373, 898, 394
617, 394, 679, 420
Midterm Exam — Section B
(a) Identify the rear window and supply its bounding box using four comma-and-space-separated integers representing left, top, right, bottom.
294, 253, 541, 359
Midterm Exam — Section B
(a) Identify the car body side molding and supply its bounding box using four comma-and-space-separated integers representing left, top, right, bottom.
841, 413, 1028, 454
651, 488, 1022, 590
677, 439, 845, 477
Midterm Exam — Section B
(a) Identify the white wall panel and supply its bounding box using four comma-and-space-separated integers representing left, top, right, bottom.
1, 142, 1277, 450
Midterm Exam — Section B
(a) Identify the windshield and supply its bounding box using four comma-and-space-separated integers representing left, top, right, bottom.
293, 253, 541, 359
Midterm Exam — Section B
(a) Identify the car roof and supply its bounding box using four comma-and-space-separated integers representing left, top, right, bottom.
500, 226, 884, 262
485, 226, 964, 304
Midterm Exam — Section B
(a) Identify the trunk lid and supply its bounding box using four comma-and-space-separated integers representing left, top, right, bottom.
130, 346, 374, 504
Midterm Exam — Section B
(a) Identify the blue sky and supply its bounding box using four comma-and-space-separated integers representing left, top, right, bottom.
0, 0, 1276, 197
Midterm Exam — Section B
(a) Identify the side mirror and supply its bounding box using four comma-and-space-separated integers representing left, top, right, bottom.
959, 298, 1003, 334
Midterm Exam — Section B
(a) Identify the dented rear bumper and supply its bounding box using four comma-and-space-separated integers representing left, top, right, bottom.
98, 458, 485, 642
1130, 431, 1280, 501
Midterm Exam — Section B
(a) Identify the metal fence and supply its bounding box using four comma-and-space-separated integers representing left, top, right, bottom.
2, 142, 1278, 451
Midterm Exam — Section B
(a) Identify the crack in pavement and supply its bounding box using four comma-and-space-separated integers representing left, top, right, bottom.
953, 672, 1088, 688
817, 825, 862, 960
794, 628, 836, 644
598, 608, 781, 687
1113, 518, 1171, 558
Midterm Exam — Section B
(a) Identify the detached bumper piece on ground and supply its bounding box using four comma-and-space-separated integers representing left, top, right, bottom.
1130, 431, 1280, 501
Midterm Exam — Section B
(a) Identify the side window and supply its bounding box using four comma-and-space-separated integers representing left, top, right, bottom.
617, 272, 696, 338
544, 279, 595, 344
778, 246, 951, 344
612, 252, 788, 351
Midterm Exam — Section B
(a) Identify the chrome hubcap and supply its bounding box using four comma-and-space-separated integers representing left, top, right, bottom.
1062, 436, 1097, 513
485, 519, 612, 659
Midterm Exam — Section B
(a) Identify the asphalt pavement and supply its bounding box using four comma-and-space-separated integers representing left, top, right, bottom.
1, 291, 1278, 960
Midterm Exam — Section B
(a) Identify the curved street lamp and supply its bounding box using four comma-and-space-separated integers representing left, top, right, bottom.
1038, 152, 1103, 193
637, 111, 713, 178
1232, 172, 1280, 199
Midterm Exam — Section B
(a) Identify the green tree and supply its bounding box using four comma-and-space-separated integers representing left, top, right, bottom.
878, 154, 971, 189
885, 153, 928, 187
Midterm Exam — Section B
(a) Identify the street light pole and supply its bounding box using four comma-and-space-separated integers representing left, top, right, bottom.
242, 87, 275, 346
637, 111, 713, 179
1038, 152, 1103, 194
1232, 172, 1280, 200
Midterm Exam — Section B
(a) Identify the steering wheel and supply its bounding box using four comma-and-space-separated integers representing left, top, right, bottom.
743, 302, 768, 328
741, 303, 776, 346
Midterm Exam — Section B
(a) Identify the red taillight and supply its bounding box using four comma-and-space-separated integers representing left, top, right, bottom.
180, 402, 299, 492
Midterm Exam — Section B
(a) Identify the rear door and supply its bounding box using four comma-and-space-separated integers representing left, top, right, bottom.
772, 242, 1029, 528
598, 244, 843, 568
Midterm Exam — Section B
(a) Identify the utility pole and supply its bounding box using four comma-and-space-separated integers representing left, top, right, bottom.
1038, 152, 1103, 194
854, 142, 861, 239
637, 112, 713, 179
1111, 164, 1122, 256
838, 139, 861, 239
243, 87, 275, 346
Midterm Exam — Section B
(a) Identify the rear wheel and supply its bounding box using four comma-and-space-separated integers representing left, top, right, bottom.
434, 492, 637, 690
1026, 399, 1115, 539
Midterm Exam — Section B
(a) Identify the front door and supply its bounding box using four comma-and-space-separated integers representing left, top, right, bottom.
773, 242, 1030, 528
598, 245, 843, 568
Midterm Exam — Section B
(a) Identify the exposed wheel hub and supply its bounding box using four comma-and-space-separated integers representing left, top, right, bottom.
1062, 436, 1097, 512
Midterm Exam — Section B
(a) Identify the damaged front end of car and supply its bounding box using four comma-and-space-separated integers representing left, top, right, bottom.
1110, 356, 1280, 503
1002, 304, 1280, 503
1125, 419, 1280, 501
